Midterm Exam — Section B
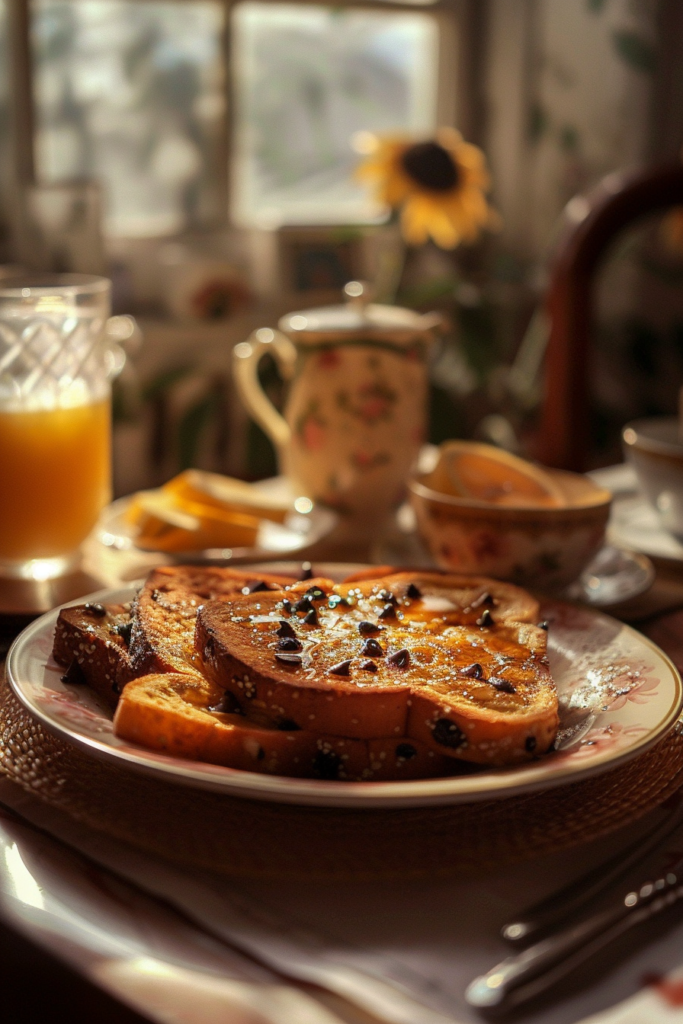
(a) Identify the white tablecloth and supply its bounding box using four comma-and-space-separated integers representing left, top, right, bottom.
2, 775, 683, 1024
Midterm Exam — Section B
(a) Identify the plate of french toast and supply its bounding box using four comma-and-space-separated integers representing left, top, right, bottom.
6, 563, 682, 807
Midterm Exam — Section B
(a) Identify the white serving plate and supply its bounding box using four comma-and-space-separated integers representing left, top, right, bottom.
97, 493, 338, 563
7, 563, 682, 808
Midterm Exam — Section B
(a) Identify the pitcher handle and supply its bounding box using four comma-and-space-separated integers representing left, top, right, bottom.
233, 328, 296, 455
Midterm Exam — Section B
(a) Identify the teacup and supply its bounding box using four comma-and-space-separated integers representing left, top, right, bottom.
623, 417, 683, 536
410, 468, 611, 590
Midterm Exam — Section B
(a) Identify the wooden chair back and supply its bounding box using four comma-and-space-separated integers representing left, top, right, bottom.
538, 162, 683, 470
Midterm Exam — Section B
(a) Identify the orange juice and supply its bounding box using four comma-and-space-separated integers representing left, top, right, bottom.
0, 397, 111, 562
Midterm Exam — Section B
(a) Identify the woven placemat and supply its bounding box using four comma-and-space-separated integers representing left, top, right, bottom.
2, 675, 683, 880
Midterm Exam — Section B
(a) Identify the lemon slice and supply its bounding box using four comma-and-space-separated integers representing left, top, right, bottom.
426, 441, 566, 508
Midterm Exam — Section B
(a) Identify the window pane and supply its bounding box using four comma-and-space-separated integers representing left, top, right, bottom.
31, 0, 225, 237
231, 3, 440, 227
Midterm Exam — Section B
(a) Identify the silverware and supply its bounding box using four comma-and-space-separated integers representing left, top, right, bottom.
501, 802, 683, 944
466, 858, 683, 1013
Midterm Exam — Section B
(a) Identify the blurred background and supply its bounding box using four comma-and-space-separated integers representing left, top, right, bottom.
2, 0, 683, 494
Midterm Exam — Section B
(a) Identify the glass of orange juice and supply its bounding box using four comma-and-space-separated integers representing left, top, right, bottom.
0, 275, 113, 579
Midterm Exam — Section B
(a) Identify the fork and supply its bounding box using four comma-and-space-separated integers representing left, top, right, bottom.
501, 799, 683, 944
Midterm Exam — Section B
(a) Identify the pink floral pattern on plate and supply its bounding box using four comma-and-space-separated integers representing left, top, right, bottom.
5, 575, 682, 806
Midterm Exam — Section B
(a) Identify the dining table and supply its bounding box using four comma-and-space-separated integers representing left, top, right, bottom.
4, 466, 683, 1024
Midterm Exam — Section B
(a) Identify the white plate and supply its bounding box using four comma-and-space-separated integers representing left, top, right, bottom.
97, 494, 338, 563
7, 564, 682, 808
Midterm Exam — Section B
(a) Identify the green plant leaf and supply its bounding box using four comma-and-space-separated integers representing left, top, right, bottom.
177, 392, 219, 470
587, 0, 608, 13
142, 364, 195, 401
559, 124, 579, 153
528, 103, 549, 143
612, 30, 656, 73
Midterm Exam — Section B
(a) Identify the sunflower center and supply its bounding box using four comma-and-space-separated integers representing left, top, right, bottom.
401, 142, 459, 192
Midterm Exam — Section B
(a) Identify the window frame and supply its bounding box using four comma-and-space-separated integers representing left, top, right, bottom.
6, 0, 472, 242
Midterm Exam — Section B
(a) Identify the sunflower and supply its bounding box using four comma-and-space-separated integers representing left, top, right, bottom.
356, 128, 499, 250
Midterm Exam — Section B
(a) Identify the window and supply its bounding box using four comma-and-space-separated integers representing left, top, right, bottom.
23, 0, 448, 239
231, 3, 440, 227
32, 0, 226, 237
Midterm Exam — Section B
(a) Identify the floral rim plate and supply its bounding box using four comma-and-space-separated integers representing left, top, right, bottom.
7, 563, 683, 808
97, 495, 338, 563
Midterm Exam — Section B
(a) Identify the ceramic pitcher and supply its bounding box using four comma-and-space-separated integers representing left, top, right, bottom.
233, 283, 441, 534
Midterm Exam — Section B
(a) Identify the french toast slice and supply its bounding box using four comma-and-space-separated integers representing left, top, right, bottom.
129, 564, 297, 676
53, 601, 134, 710
196, 573, 557, 764
113, 672, 452, 780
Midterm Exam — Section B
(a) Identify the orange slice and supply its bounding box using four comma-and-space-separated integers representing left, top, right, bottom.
426, 441, 565, 508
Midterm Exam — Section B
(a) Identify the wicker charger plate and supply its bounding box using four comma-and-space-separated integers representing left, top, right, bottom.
2, 674, 683, 880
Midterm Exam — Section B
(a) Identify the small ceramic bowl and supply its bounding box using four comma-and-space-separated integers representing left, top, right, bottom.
409, 469, 611, 591
623, 417, 683, 537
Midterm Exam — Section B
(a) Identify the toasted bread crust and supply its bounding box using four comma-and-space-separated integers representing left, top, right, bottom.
342, 570, 540, 624
114, 672, 451, 780
53, 603, 133, 709
129, 565, 297, 676
196, 573, 557, 763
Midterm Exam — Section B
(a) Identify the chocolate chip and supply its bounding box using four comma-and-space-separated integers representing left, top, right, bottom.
387, 648, 410, 668
476, 608, 494, 627
302, 608, 318, 626
360, 660, 378, 672
538, 620, 549, 631
84, 602, 106, 617
277, 718, 301, 731
276, 620, 296, 638
305, 586, 327, 602
406, 582, 422, 599
462, 663, 484, 679
432, 718, 466, 749
396, 743, 417, 760
378, 590, 398, 606
61, 660, 86, 685
378, 603, 397, 620
114, 620, 133, 644
293, 596, 313, 613
257, 746, 265, 760
328, 595, 350, 609
300, 561, 313, 580
358, 620, 382, 636
277, 636, 302, 652
242, 579, 269, 595
471, 591, 495, 609
360, 637, 384, 658
209, 691, 244, 714
329, 659, 352, 676
525, 735, 537, 753
111, 682, 121, 695
313, 750, 340, 779
490, 678, 517, 694
282, 599, 293, 614
275, 652, 302, 666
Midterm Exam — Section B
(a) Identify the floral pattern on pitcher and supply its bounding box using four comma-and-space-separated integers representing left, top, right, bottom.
285, 342, 428, 530
336, 379, 397, 424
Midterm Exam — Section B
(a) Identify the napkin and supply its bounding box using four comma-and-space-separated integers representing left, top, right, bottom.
3, 775, 683, 1024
